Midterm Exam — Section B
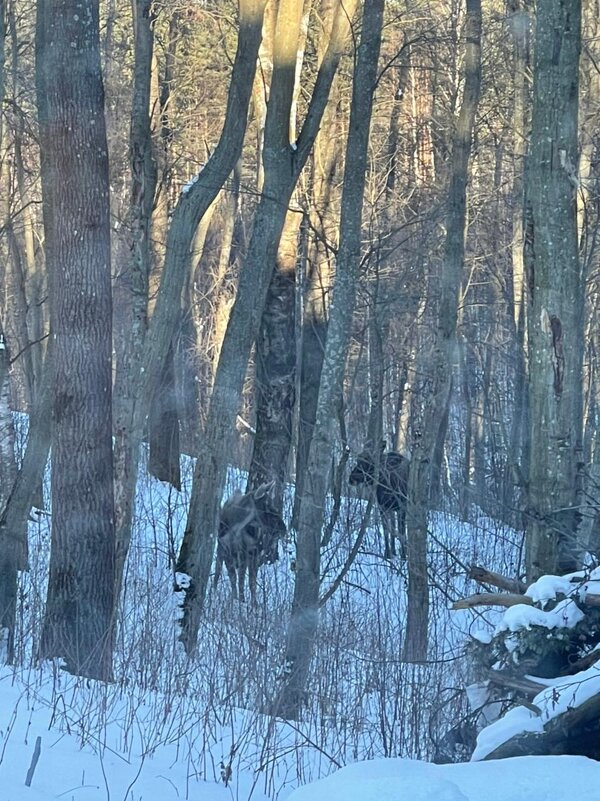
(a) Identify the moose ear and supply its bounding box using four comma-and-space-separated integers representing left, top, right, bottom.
254, 480, 275, 500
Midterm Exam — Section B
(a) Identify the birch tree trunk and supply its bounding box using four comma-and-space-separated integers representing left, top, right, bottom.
274, 0, 384, 720
176, 0, 357, 655
525, 0, 583, 579
403, 0, 481, 662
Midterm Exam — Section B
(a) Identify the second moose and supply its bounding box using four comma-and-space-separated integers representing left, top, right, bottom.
349, 441, 410, 559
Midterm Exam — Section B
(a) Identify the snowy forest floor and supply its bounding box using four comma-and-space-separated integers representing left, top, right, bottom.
4, 443, 591, 800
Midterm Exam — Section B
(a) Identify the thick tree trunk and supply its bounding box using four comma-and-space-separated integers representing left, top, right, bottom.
176, 0, 357, 655
403, 0, 481, 662
37, 0, 115, 680
246, 207, 300, 509
275, 0, 384, 720
526, 0, 583, 579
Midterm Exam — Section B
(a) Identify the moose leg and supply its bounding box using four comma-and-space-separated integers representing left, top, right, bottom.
237, 562, 247, 603
225, 559, 238, 600
248, 559, 258, 606
396, 503, 408, 560
381, 509, 396, 559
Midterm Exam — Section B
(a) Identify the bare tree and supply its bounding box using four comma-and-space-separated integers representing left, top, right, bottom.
403, 0, 481, 662
113, 0, 268, 595
275, 0, 385, 720
176, 0, 358, 655
36, 0, 115, 680
113, 0, 158, 598
525, 0, 583, 578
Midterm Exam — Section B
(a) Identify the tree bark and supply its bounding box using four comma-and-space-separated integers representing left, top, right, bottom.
525, 0, 583, 579
0, 327, 20, 664
246, 5, 311, 508
246, 207, 301, 510
504, 0, 531, 517
113, 0, 158, 602
37, 0, 115, 680
133, 0, 268, 439
291, 5, 343, 532
403, 0, 481, 662
274, 0, 384, 720
0, 337, 53, 667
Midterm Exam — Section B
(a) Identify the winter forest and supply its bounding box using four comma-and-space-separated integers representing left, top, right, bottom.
1, 0, 600, 798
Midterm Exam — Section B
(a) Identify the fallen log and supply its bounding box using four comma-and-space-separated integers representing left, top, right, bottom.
468, 565, 527, 595
452, 592, 533, 610
485, 670, 547, 699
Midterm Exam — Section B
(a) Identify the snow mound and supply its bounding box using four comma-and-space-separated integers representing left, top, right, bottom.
287, 755, 600, 801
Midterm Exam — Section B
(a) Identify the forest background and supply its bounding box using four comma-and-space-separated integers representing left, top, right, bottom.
0, 0, 598, 777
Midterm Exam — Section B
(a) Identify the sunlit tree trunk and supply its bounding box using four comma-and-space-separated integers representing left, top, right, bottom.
112, 0, 267, 591
246, 2, 311, 508
275, 0, 384, 719
176, 0, 357, 655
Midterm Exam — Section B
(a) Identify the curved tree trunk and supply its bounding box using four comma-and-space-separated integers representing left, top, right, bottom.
113, 0, 267, 595
176, 0, 357, 656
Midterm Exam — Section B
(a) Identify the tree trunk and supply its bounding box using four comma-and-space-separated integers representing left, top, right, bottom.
504, 0, 531, 517
176, 0, 357, 656
292, 79, 343, 532
246, 4, 310, 508
246, 207, 301, 509
113, 0, 157, 601
0, 343, 53, 665
148, 341, 181, 489
275, 0, 384, 720
114, 0, 267, 594
133, 0, 267, 439
525, 0, 583, 579
403, 0, 481, 662
37, 0, 115, 681
0, 328, 20, 664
